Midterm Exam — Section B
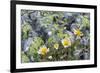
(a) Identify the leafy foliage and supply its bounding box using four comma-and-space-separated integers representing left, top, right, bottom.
22, 23, 32, 39
21, 52, 30, 63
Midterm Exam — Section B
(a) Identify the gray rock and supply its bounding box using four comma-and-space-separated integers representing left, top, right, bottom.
80, 37, 89, 46
22, 37, 33, 52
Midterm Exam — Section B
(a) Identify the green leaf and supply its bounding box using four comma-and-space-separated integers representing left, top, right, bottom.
21, 53, 30, 63
22, 23, 32, 39
82, 16, 90, 27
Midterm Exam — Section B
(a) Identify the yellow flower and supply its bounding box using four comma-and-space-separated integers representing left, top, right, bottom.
61, 38, 71, 48
54, 43, 59, 50
38, 46, 49, 55
74, 29, 83, 37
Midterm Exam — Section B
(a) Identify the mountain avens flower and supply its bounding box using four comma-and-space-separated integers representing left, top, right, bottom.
38, 46, 49, 55
61, 38, 71, 48
54, 43, 59, 50
74, 29, 83, 37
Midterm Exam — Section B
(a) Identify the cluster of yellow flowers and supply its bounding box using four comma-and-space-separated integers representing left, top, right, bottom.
38, 38, 72, 56
38, 29, 83, 56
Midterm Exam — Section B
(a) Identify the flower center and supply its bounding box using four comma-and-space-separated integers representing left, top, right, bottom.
41, 47, 48, 55
63, 39, 69, 46
74, 29, 83, 36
